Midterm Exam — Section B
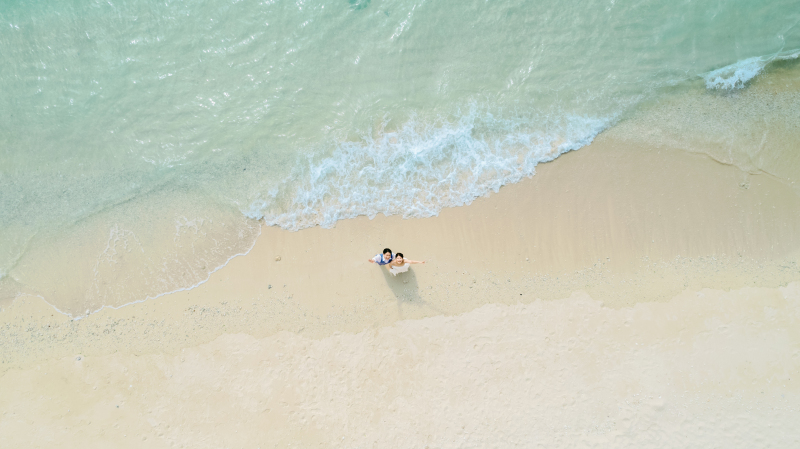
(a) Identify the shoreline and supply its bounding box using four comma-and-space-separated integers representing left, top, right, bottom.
3, 4, 800, 445
2, 132, 799, 369
2, 127, 800, 447
4, 58, 799, 322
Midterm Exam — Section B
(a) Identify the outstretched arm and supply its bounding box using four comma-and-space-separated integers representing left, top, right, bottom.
404, 259, 425, 264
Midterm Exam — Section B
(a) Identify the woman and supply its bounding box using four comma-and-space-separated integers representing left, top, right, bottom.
386, 252, 425, 276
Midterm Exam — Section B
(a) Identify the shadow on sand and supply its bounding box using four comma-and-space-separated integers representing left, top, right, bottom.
381, 267, 442, 318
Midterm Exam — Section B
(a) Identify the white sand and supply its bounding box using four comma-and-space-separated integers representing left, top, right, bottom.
2, 284, 799, 448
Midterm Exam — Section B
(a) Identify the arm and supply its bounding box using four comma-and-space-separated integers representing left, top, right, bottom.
404, 259, 425, 264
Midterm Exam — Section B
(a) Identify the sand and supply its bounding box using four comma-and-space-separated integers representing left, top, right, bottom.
2, 113, 800, 445
3, 285, 800, 448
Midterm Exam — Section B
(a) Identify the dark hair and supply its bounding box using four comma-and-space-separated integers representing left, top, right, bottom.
395, 252, 404, 259
383, 248, 392, 255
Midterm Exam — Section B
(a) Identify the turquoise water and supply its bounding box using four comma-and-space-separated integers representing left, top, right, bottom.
1, 0, 798, 314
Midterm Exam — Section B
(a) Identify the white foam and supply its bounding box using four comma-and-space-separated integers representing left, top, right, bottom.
703, 49, 800, 90
246, 109, 610, 231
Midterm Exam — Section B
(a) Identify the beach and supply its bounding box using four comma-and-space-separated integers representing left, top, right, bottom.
2, 0, 800, 446
3, 286, 800, 448
3, 126, 800, 446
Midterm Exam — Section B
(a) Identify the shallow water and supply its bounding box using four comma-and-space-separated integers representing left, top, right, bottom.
1, 0, 798, 314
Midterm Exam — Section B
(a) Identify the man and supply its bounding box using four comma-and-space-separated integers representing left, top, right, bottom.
368, 248, 393, 266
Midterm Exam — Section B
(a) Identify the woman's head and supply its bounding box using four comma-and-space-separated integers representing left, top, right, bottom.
395, 252, 404, 261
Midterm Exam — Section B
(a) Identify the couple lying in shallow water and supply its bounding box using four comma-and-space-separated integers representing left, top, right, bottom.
368, 248, 425, 276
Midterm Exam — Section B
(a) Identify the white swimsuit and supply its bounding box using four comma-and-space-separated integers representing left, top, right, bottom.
389, 263, 410, 276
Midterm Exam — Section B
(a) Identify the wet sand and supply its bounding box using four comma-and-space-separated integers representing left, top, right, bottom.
2, 128, 800, 446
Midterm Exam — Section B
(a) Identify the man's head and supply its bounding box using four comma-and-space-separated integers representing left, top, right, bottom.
383, 248, 392, 258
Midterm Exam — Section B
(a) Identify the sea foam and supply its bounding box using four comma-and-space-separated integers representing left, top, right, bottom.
703, 49, 800, 90
246, 110, 609, 231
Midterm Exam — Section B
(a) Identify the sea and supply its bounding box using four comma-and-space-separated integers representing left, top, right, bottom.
1, 0, 798, 316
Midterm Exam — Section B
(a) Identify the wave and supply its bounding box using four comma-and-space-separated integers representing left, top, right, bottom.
703, 49, 800, 90
246, 109, 610, 231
